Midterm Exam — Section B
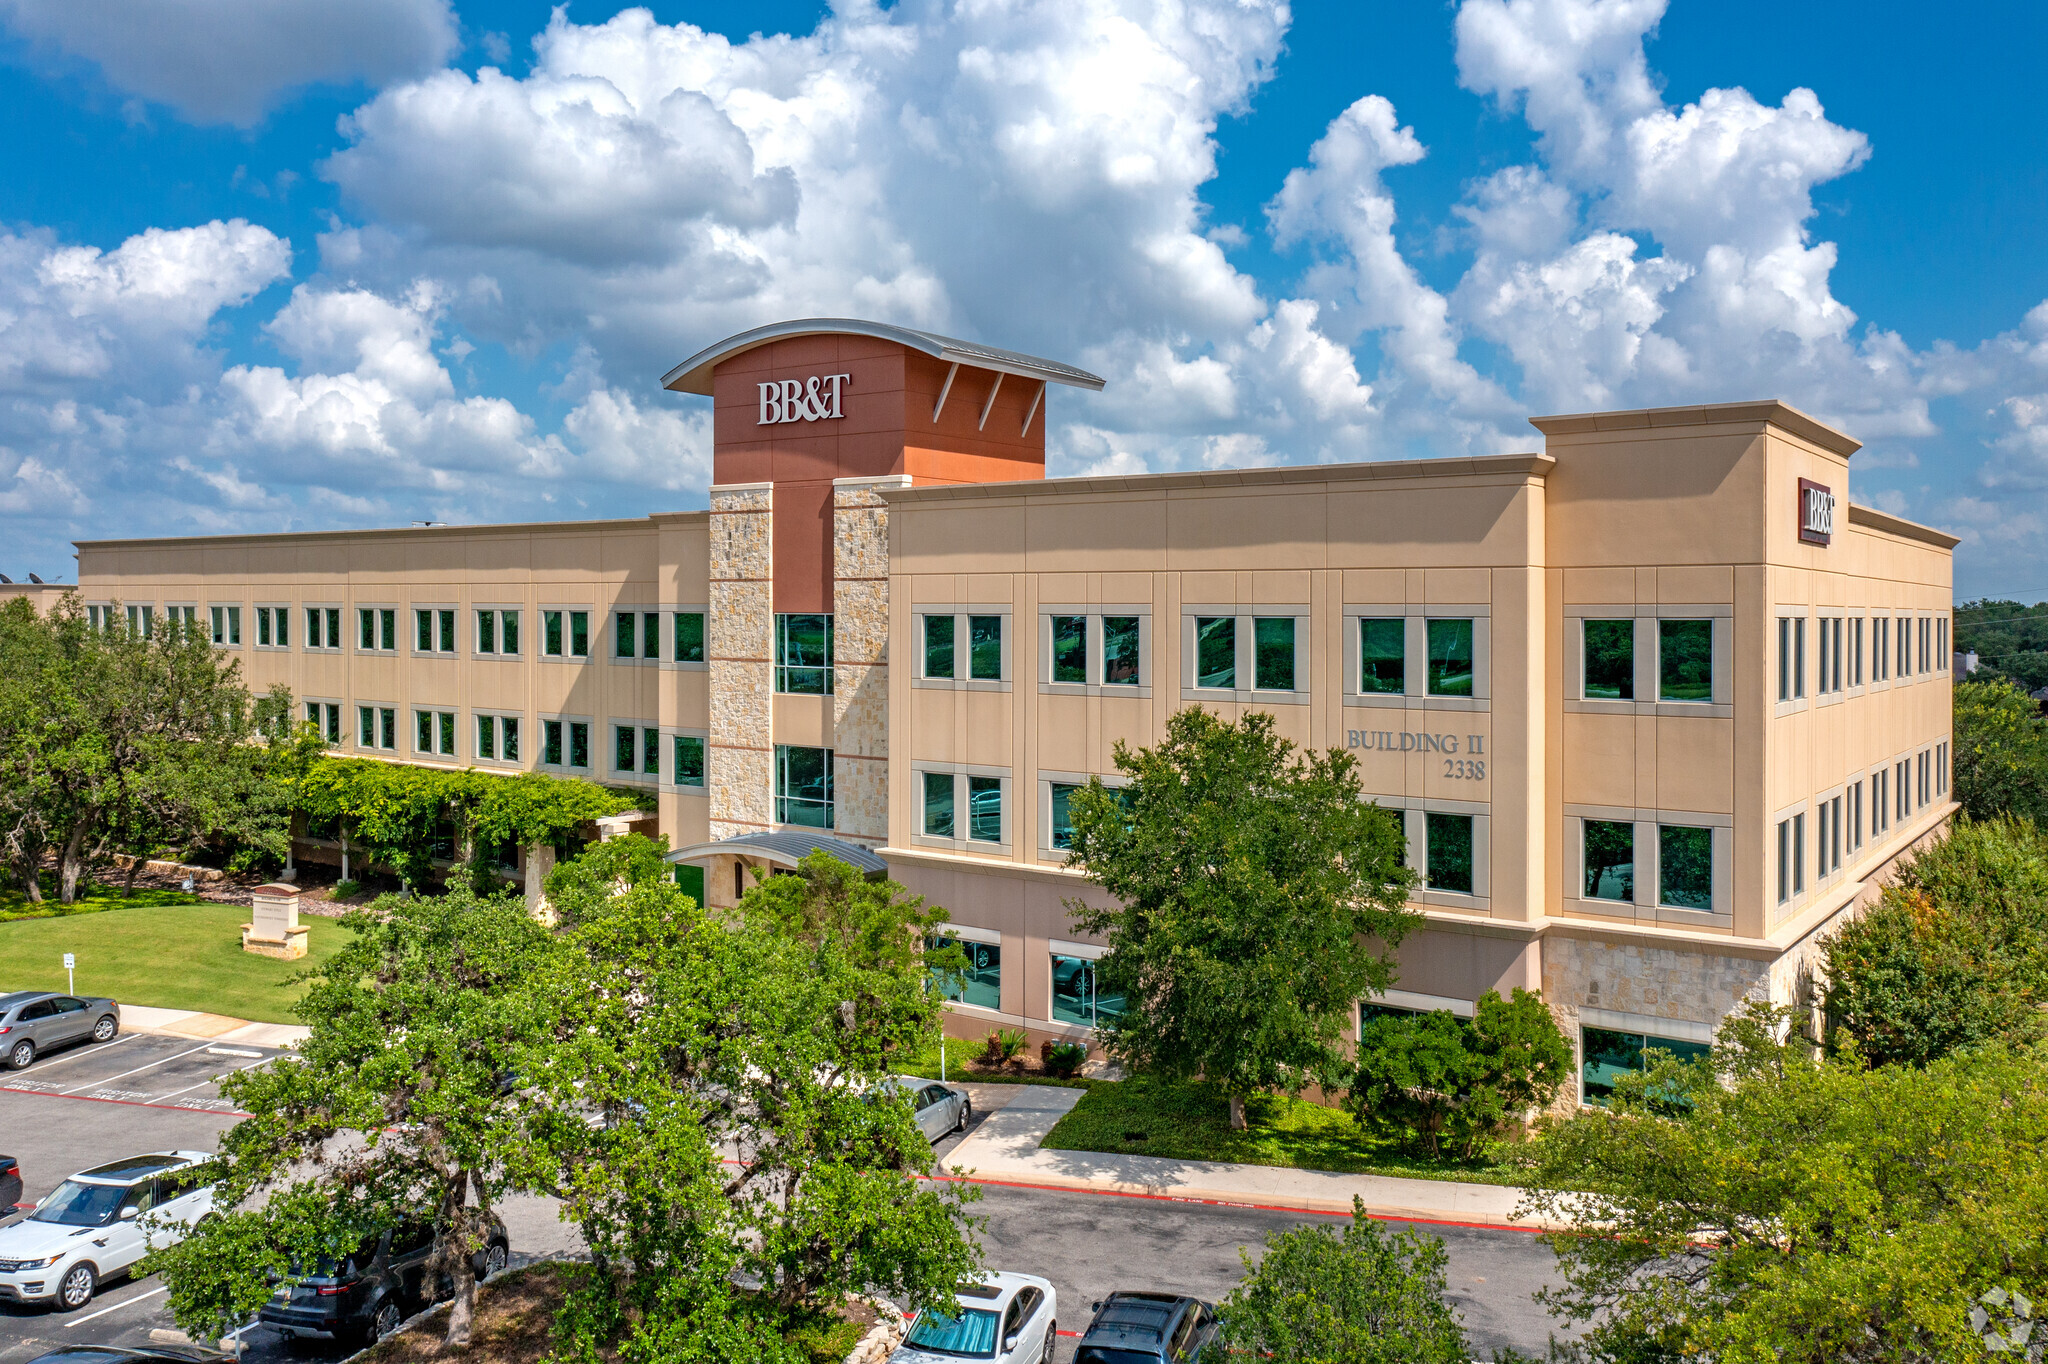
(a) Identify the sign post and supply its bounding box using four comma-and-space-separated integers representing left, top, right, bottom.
62, 952, 74, 995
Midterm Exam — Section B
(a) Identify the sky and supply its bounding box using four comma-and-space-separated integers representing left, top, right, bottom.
1, 0, 2045, 599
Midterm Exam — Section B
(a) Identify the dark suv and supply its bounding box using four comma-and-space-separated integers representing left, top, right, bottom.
257, 1216, 509, 1347
1073, 1293, 1220, 1364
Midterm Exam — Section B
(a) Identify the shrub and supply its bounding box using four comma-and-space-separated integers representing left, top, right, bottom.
980, 1028, 1027, 1067
1347, 988, 1572, 1158
1041, 1040, 1087, 1077
331, 879, 361, 902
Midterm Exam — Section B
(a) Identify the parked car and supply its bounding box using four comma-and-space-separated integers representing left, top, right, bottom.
890, 1272, 1056, 1364
0, 1151, 216, 1310
1072, 1293, 1220, 1364
24, 1349, 213, 1364
0, 992, 120, 1070
885, 1075, 971, 1144
257, 1214, 511, 1346
0, 1154, 21, 1213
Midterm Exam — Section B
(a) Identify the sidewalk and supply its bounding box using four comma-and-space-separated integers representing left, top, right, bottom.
947, 1084, 1546, 1231
122, 1004, 310, 1049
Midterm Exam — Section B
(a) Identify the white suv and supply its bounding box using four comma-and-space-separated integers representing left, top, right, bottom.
0, 1151, 217, 1310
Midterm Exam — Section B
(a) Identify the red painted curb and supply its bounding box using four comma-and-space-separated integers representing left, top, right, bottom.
0, 1084, 248, 1117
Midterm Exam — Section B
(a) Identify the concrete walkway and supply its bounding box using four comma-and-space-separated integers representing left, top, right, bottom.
122, 1004, 309, 1048
945, 1083, 1542, 1230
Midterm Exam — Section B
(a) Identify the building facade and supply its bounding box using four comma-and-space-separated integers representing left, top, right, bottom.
71, 319, 1957, 1098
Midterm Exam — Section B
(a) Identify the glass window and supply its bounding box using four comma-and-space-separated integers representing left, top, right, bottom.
257, 607, 272, 647
1583, 820, 1634, 900
439, 711, 456, 756
1581, 1026, 1710, 1104
969, 615, 1003, 680
1253, 617, 1294, 691
1583, 619, 1633, 700
305, 608, 321, 647
359, 706, 376, 747
1426, 619, 1474, 696
569, 611, 589, 657
1050, 782, 1080, 850
933, 936, 1000, 1011
1102, 616, 1141, 686
377, 609, 395, 651
327, 608, 341, 649
643, 612, 660, 660
644, 726, 659, 776
1051, 953, 1124, 1027
775, 614, 834, 694
616, 725, 637, 772
616, 612, 636, 658
544, 720, 563, 766
416, 710, 433, 753
674, 611, 704, 663
968, 776, 1002, 842
502, 718, 519, 763
477, 609, 496, 654
1425, 812, 1474, 893
924, 614, 956, 679
1195, 616, 1235, 689
380, 708, 396, 750
1659, 619, 1712, 701
775, 745, 833, 828
673, 735, 705, 787
1359, 618, 1403, 694
416, 609, 432, 652
1051, 615, 1087, 683
923, 772, 955, 838
478, 715, 497, 760
1659, 824, 1713, 910
568, 721, 589, 769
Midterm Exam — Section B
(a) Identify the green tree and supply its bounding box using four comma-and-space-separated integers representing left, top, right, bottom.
1952, 679, 2048, 823
1065, 708, 1419, 1128
1518, 1002, 2048, 1363
1210, 1196, 1469, 1364
1349, 990, 1573, 1158
146, 883, 550, 1348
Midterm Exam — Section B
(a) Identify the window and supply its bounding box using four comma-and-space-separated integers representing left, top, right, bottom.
1937, 741, 1950, 797
1850, 780, 1864, 851
1425, 812, 1474, 894
1049, 781, 1081, 850
125, 604, 155, 639
477, 715, 494, 759
673, 736, 705, 788
674, 611, 705, 663
304, 701, 341, 743
1582, 820, 1634, 900
1918, 751, 1930, 808
305, 607, 341, 650
1827, 794, 1842, 874
775, 614, 833, 694
1426, 619, 1474, 696
359, 706, 376, 747
1194, 616, 1234, 689
1829, 617, 1844, 692
1658, 824, 1712, 910
614, 611, 661, 659
923, 772, 955, 837
1815, 616, 1831, 695
1939, 617, 1949, 667
86, 604, 108, 632
255, 605, 285, 647
1582, 1027, 1710, 1104
1052, 614, 1089, 683
475, 714, 520, 763
1777, 818, 1791, 903
414, 608, 457, 653
924, 614, 955, 678
1874, 768, 1890, 834
932, 935, 1000, 1011
543, 720, 563, 766
1851, 616, 1864, 686
967, 776, 1002, 842
775, 745, 833, 827
540, 610, 589, 658
209, 605, 241, 646
358, 607, 398, 652
166, 605, 197, 633
541, 720, 587, 768
1583, 619, 1633, 699
473, 609, 519, 655
415, 709, 456, 757
1919, 617, 1930, 674
616, 725, 638, 772
969, 615, 1002, 680
1103, 616, 1141, 685
1359, 617, 1404, 694
1253, 617, 1295, 691
1896, 759, 1909, 821
1051, 953, 1123, 1027
1658, 619, 1713, 702
1897, 615, 1910, 678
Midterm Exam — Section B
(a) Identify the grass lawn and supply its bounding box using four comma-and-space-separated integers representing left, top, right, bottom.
0, 900, 356, 1024
0, 877, 207, 922
1041, 1075, 1525, 1186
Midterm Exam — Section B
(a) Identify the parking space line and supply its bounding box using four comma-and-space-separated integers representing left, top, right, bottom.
65, 1283, 166, 1326
150, 1055, 273, 1103
5, 1034, 138, 1072
60, 1043, 216, 1095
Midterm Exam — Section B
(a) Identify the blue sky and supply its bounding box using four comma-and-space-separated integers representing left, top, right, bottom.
2, 0, 2045, 597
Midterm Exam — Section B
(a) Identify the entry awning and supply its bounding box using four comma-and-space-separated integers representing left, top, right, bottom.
666, 831, 889, 880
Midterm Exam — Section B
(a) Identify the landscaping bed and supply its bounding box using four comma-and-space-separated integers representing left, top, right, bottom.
1040, 1075, 1525, 1186
890, 1034, 1102, 1089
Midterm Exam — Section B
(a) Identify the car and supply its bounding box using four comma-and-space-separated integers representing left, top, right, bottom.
23, 1349, 213, 1364
0, 1151, 217, 1310
257, 1214, 511, 1346
1071, 1292, 1220, 1364
1, 1154, 21, 1214
885, 1075, 971, 1144
890, 1272, 1056, 1364
0, 992, 120, 1070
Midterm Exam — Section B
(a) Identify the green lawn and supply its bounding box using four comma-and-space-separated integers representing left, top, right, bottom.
0, 901, 356, 1024
0, 877, 207, 922
1040, 1075, 1524, 1186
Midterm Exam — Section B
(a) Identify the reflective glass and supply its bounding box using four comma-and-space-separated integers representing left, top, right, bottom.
776, 745, 833, 828
1359, 618, 1403, 694
673, 736, 705, 787
969, 615, 1003, 679
923, 772, 955, 837
674, 612, 704, 663
776, 614, 834, 694
968, 776, 1002, 842
1426, 619, 1474, 696
1254, 617, 1294, 690
1426, 812, 1474, 893
933, 936, 1001, 1011
1051, 953, 1125, 1026
1659, 825, 1713, 909
925, 614, 956, 679
1195, 616, 1235, 689
1581, 1026, 1711, 1104
1051, 615, 1087, 683
1583, 820, 1633, 900
1102, 616, 1141, 685
1583, 619, 1633, 699
1050, 782, 1080, 850
1659, 619, 1712, 701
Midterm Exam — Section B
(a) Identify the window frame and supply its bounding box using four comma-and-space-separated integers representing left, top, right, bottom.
538, 715, 593, 771
1181, 606, 1309, 703
208, 603, 243, 648
668, 608, 709, 668
413, 708, 458, 759
1346, 606, 1495, 708
914, 608, 1013, 690
667, 731, 708, 792
773, 613, 835, 695
914, 767, 1011, 851
773, 744, 835, 829
473, 711, 523, 766
253, 603, 290, 650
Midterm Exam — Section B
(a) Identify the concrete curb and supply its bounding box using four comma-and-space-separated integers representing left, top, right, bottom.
121, 1005, 310, 1048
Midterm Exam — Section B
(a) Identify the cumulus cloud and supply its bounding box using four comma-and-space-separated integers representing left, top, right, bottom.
0, 0, 459, 125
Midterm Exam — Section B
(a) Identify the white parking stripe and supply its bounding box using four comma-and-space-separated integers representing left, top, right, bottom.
150, 1055, 274, 1102
60, 1042, 216, 1094
7, 1033, 138, 1071
65, 1283, 167, 1326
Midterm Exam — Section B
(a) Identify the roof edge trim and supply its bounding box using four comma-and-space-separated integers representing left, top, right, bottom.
661, 318, 1106, 395
1528, 400, 1861, 457
1847, 502, 1960, 550
877, 452, 1555, 506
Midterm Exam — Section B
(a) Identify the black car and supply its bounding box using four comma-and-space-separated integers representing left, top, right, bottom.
0, 1154, 21, 1214
1073, 1293, 1220, 1364
24, 1350, 210, 1364
257, 1215, 510, 1347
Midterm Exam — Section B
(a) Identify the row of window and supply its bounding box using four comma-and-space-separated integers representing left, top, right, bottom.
1579, 618, 1714, 702
928, 937, 1126, 1028
1775, 742, 1950, 906
1776, 611, 1948, 702
1578, 820, 1717, 911
304, 700, 710, 785
96, 603, 715, 665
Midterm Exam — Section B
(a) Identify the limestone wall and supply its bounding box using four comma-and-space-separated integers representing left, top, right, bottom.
831, 477, 904, 842
709, 484, 774, 837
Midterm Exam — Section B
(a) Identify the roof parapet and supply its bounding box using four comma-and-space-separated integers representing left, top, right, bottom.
1529, 400, 1861, 458
662, 317, 1106, 395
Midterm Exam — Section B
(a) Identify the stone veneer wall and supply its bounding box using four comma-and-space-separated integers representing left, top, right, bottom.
830, 476, 904, 842
1542, 934, 1772, 1037
708, 483, 774, 839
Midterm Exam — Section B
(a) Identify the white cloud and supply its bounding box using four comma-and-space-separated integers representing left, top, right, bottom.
0, 0, 458, 125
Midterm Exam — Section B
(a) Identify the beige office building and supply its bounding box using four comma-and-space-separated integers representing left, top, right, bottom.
73, 319, 1956, 1097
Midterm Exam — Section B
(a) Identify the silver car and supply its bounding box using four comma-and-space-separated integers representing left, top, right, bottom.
888, 1076, 971, 1143
0, 992, 120, 1070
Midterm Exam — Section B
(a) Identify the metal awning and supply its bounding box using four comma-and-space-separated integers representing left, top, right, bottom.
661, 318, 1106, 395
666, 831, 889, 879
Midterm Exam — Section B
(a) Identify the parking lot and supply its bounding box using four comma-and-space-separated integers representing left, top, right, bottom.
1, 1039, 1569, 1362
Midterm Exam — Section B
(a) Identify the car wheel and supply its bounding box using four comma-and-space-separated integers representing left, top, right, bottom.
956, 1099, 971, 1134
6, 1039, 32, 1070
91, 1015, 117, 1043
484, 1242, 508, 1278
371, 1298, 403, 1341
1041, 1320, 1056, 1364
56, 1262, 96, 1311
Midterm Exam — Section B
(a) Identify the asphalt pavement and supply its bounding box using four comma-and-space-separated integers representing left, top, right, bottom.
0, 1048, 1572, 1363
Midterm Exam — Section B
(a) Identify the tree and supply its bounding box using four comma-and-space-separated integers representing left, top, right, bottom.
1210, 1196, 1469, 1364
1952, 679, 2048, 823
146, 883, 550, 1348
1349, 990, 1573, 1158
1065, 708, 1419, 1128
1821, 816, 2048, 1065
1517, 1002, 2048, 1363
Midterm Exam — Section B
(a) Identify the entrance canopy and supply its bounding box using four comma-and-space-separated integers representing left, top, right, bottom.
666, 831, 889, 880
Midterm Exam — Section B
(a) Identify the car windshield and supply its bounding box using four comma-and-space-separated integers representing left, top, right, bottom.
903, 1307, 1001, 1357
1074, 1351, 1163, 1364
32, 1180, 129, 1226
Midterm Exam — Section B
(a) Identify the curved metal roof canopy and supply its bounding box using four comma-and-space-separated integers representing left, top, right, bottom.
661, 318, 1106, 395
666, 830, 889, 879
